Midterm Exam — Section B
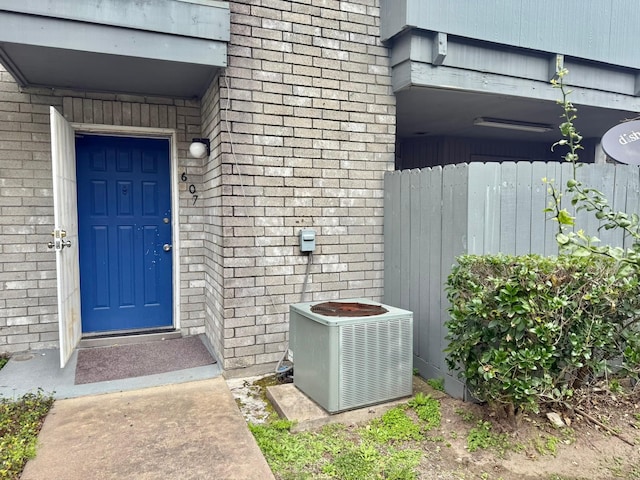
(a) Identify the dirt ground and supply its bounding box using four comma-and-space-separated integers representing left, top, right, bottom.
411, 379, 640, 480
228, 375, 640, 480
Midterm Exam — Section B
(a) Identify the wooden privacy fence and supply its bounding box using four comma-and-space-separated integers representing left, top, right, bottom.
383, 162, 640, 398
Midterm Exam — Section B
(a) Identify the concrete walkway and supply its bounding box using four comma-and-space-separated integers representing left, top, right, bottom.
0, 346, 274, 480
21, 378, 275, 480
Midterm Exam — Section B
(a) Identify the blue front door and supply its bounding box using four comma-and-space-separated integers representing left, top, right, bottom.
76, 135, 173, 333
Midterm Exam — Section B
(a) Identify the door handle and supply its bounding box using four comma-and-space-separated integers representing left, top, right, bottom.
48, 240, 71, 249
48, 231, 71, 250
163, 244, 172, 252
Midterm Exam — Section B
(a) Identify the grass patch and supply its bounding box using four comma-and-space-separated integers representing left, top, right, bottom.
425, 378, 444, 392
0, 390, 54, 480
363, 407, 423, 443
533, 434, 560, 457
407, 392, 441, 431
466, 420, 511, 457
250, 395, 431, 479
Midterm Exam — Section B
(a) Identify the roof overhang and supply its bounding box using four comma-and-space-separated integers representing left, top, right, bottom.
388, 30, 640, 141
0, 0, 229, 98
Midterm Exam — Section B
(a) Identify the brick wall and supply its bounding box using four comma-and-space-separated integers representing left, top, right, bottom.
0, 65, 207, 353
213, 0, 396, 371
0, 0, 396, 370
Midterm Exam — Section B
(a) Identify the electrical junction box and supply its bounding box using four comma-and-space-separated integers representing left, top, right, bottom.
289, 298, 413, 413
299, 229, 315, 252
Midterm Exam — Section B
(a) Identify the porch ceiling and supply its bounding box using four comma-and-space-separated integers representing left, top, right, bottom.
390, 29, 640, 143
0, 1, 229, 98
396, 87, 637, 143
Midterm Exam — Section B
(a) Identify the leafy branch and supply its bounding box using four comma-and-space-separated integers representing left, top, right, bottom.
545, 68, 640, 275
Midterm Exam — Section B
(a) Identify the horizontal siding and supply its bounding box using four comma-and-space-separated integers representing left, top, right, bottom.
382, 0, 639, 70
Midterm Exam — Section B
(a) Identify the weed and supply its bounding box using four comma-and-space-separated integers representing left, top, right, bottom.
250, 404, 425, 479
322, 442, 380, 480
407, 393, 441, 431
364, 407, 423, 443
466, 420, 510, 457
605, 455, 640, 479
533, 434, 560, 457
0, 390, 54, 480
249, 419, 326, 475
609, 379, 623, 394
383, 449, 421, 480
426, 378, 445, 392
454, 407, 477, 423
413, 368, 419, 376
0, 356, 8, 371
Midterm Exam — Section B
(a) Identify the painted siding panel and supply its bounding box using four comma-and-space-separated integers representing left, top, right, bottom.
381, 0, 639, 69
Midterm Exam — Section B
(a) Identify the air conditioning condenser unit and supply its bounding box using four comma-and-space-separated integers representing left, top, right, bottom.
289, 298, 413, 413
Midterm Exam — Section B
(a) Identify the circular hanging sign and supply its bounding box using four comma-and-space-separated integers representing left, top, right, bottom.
601, 119, 640, 165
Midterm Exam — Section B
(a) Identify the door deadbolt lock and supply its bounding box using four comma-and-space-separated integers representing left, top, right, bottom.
163, 244, 172, 252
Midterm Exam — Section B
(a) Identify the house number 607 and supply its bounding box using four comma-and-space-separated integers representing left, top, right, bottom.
181, 172, 198, 205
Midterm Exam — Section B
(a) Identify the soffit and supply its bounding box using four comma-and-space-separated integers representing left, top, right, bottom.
0, 1, 229, 98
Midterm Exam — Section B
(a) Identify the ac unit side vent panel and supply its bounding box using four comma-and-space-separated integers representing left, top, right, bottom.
291, 299, 413, 413
340, 319, 413, 411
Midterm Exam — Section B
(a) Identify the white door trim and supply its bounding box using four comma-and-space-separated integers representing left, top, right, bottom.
70, 123, 182, 334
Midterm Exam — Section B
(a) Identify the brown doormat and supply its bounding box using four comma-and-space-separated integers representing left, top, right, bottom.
75, 336, 216, 385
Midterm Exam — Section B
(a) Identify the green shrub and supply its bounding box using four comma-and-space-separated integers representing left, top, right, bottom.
445, 254, 640, 414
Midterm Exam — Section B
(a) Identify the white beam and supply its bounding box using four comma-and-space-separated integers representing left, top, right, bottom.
432, 32, 447, 66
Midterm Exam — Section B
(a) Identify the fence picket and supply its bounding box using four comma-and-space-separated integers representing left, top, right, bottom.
383, 171, 401, 307
400, 171, 412, 310
530, 163, 548, 255
426, 166, 444, 379
515, 162, 533, 254
417, 169, 431, 372
500, 162, 517, 254
409, 170, 422, 358
467, 163, 484, 255
623, 165, 640, 250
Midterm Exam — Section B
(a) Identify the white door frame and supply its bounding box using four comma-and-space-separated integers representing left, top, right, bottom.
69, 123, 182, 338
